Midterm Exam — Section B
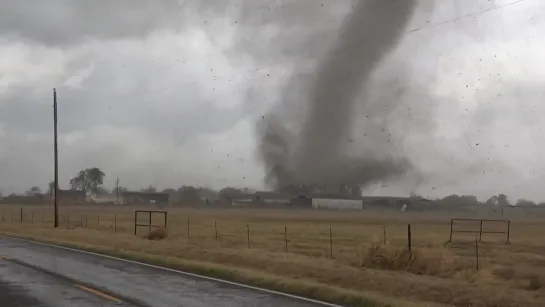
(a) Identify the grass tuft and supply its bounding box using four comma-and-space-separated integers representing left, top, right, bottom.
361, 243, 458, 276
144, 227, 168, 240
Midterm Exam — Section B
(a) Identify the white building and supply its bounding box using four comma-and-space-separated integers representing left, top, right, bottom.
312, 198, 363, 210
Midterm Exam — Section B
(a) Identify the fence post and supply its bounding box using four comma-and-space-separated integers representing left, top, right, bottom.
11, 209, 13, 222
449, 219, 453, 242
329, 226, 333, 259
506, 220, 511, 243
98, 213, 101, 230
20, 208, 23, 223
134, 212, 137, 235
147, 212, 151, 235
284, 225, 288, 253
479, 220, 483, 242
31, 211, 34, 224
383, 225, 387, 244
247, 224, 251, 249
41, 211, 44, 223
475, 236, 479, 270
187, 218, 190, 240
80, 212, 83, 227
408, 224, 412, 258
114, 214, 117, 233
214, 221, 218, 242
67, 212, 70, 228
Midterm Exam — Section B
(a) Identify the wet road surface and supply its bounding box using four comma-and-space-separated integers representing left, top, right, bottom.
0, 236, 334, 307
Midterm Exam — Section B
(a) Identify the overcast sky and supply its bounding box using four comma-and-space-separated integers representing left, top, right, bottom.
0, 0, 544, 201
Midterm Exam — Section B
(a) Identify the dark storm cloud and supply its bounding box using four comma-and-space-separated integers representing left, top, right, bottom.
0, 0, 184, 46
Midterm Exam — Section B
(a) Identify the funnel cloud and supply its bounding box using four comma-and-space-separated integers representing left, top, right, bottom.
258, 0, 419, 191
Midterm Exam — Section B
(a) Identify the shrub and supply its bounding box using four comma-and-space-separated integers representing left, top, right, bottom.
145, 227, 168, 240
527, 275, 541, 290
361, 243, 458, 276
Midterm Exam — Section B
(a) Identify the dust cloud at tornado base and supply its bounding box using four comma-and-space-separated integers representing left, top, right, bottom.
256, 0, 422, 192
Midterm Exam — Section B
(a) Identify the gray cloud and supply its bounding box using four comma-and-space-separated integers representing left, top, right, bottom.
0, 0, 185, 46
1, 0, 545, 202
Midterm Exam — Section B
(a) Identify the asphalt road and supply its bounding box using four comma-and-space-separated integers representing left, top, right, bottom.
0, 236, 333, 307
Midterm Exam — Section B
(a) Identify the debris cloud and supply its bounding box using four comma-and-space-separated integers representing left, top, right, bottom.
258, 0, 418, 190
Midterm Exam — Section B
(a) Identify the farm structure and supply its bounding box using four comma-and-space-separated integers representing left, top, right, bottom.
122, 191, 169, 206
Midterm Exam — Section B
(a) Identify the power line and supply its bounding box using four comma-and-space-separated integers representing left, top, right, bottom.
410, 0, 533, 33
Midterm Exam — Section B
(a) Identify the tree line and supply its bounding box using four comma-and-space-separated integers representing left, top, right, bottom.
5, 166, 545, 207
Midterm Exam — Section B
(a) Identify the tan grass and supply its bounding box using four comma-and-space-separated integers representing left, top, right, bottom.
1, 205, 545, 306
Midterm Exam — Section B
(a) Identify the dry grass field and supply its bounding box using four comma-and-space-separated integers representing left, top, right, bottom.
1, 204, 545, 306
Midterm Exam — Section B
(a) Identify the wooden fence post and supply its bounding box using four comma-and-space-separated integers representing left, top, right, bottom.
329, 226, 333, 259
475, 236, 479, 270
506, 220, 511, 243
479, 220, 483, 242
448, 219, 453, 243
187, 218, 190, 240
247, 224, 251, 249
20, 208, 23, 223
214, 221, 218, 242
114, 214, 117, 233
408, 224, 412, 258
284, 225, 288, 253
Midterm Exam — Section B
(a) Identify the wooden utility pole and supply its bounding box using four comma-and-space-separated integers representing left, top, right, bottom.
115, 176, 120, 204
53, 88, 59, 228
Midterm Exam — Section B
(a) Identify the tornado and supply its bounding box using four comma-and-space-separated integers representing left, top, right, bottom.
259, 0, 418, 191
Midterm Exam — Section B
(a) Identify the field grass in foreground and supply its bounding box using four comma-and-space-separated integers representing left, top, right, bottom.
1, 205, 545, 306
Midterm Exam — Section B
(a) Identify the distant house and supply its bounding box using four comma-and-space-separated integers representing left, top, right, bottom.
253, 191, 292, 206
0, 194, 46, 205
312, 198, 363, 210
55, 190, 87, 204
122, 191, 169, 206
